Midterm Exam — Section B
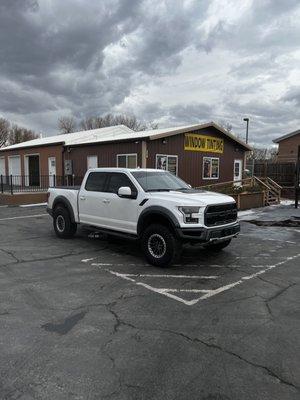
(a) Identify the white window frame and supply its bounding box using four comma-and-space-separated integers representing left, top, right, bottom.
116, 153, 137, 168
155, 154, 178, 176
202, 157, 220, 180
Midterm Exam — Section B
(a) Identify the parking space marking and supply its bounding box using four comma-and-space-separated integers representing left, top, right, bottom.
82, 257, 98, 263
95, 252, 300, 306
199, 253, 300, 301
0, 214, 47, 221
239, 233, 297, 244
121, 273, 218, 279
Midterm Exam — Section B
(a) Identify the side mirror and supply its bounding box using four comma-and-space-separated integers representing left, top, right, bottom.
118, 186, 133, 198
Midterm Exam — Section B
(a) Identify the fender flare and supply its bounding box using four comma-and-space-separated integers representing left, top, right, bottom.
137, 206, 180, 237
52, 196, 76, 223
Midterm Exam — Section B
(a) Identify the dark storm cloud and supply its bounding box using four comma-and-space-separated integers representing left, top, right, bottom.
282, 86, 300, 106
0, 0, 299, 145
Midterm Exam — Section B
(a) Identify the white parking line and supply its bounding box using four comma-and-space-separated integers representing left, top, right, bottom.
199, 253, 300, 301
123, 273, 218, 279
239, 234, 297, 244
0, 214, 48, 221
82, 257, 98, 263
104, 253, 300, 306
161, 289, 211, 293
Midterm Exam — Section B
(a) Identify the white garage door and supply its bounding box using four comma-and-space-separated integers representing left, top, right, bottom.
0, 157, 6, 183
8, 156, 21, 185
87, 155, 98, 169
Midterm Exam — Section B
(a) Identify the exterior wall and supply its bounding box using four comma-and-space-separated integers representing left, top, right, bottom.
146, 127, 246, 187
277, 134, 300, 163
0, 144, 63, 177
66, 141, 143, 177
0, 126, 247, 189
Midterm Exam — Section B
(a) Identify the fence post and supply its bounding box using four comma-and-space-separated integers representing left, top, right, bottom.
0, 175, 3, 193
53, 174, 56, 187
10, 175, 13, 195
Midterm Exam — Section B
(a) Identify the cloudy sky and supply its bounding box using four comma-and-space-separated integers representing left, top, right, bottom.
0, 0, 299, 146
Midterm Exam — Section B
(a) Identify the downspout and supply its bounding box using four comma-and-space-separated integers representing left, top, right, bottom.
141, 141, 147, 168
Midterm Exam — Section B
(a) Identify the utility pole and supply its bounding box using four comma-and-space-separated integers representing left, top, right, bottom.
243, 118, 249, 144
295, 145, 300, 209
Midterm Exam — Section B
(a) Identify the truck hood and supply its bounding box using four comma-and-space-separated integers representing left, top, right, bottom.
148, 190, 236, 206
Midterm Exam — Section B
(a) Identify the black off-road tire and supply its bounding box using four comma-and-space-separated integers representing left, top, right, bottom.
141, 224, 182, 267
53, 206, 77, 238
205, 239, 231, 251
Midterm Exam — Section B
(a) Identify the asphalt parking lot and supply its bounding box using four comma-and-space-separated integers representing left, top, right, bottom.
0, 204, 299, 400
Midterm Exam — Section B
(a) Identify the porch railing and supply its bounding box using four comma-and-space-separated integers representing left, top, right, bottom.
0, 175, 83, 194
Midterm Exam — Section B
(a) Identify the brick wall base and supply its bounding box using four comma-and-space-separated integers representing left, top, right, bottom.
0, 192, 48, 206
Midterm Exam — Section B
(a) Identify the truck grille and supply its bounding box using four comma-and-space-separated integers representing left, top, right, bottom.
204, 203, 237, 227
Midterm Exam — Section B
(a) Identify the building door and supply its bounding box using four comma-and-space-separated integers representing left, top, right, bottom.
87, 155, 98, 170
48, 157, 56, 187
8, 156, 21, 186
29, 156, 40, 186
0, 157, 6, 184
234, 159, 243, 186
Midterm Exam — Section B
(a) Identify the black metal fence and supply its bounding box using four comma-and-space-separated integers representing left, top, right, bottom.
0, 175, 83, 194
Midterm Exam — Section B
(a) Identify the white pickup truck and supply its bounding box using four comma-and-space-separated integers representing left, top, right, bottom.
47, 168, 240, 266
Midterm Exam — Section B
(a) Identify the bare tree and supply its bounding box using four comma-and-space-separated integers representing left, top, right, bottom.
8, 125, 39, 145
0, 118, 10, 147
218, 120, 233, 133
58, 116, 77, 134
247, 147, 278, 161
79, 113, 151, 132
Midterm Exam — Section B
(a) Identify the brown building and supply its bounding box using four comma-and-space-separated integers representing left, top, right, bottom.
273, 129, 300, 163
0, 122, 251, 188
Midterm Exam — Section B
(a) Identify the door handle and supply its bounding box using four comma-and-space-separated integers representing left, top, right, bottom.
79, 196, 86, 201
102, 199, 110, 204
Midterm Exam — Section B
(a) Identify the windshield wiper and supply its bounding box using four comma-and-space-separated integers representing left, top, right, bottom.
145, 189, 171, 192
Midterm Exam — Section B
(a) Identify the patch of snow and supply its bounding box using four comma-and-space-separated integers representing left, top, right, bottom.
280, 199, 295, 206
20, 203, 47, 207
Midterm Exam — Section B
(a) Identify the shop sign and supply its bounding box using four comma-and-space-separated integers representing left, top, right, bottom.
184, 133, 224, 153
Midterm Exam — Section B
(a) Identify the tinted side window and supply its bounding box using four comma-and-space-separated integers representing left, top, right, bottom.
106, 173, 136, 194
85, 172, 107, 192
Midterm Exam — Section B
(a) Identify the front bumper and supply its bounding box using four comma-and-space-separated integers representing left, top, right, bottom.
176, 221, 240, 242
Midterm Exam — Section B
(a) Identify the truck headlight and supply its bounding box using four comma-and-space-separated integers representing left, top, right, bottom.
178, 206, 201, 223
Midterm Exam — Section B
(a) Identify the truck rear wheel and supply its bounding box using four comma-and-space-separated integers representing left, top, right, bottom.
53, 206, 77, 238
141, 224, 182, 267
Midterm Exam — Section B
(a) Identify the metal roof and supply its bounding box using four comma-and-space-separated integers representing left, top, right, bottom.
0, 121, 251, 151
273, 129, 300, 143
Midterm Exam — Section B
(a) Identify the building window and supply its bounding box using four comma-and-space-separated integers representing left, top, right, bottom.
156, 154, 178, 175
203, 157, 219, 179
117, 154, 137, 168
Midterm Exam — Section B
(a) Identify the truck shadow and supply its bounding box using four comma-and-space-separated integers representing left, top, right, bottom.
78, 226, 236, 269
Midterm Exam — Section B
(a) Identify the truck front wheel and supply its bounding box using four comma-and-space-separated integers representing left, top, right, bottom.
53, 206, 77, 238
141, 224, 182, 267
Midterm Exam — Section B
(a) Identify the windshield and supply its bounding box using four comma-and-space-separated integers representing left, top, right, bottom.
131, 170, 190, 192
